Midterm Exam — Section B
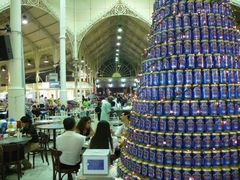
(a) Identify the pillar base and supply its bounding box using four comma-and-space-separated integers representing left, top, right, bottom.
60, 89, 67, 105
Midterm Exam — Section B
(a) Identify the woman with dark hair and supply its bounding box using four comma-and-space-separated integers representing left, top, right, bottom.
75, 116, 94, 137
89, 120, 118, 154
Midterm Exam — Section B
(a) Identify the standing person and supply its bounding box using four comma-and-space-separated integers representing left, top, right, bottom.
56, 117, 85, 180
100, 96, 113, 121
39, 94, 45, 108
75, 116, 94, 138
94, 101, 101, 121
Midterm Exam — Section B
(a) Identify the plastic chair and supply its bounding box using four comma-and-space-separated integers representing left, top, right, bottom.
27, 132, 49, 168
50, 148, 79, 180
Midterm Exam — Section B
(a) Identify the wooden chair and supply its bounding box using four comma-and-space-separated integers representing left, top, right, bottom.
50, 148, 79, 180
1, 144, 23, 180
28, 132, 49, 168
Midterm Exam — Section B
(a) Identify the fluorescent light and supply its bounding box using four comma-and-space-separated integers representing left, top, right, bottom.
108, 83, 113, 88
22, 15, 28, 24
116, 42, 121, 46
115, 57, 119, 62
116, 53, 119, 56
117, 35, 122, 40
108, 78, 112, 82
81, 60, 84, 63
116, 49, 119, 52
27, 62, 31, 66
44, 60, 49, 63
118, 27, 123, 33
121, 78, 126, 82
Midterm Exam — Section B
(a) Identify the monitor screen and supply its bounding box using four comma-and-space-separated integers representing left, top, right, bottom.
87, 159, 104, 170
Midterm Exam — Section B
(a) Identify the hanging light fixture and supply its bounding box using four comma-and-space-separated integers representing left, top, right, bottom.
44, 56, 49, 63
81, 56, 84, 63
117, 35, 122, 40
1, 66, 6, 72
117, 27, 123, 33
22, 15, 28, 25
116, 42, 121, 46
27, 60, 32, 66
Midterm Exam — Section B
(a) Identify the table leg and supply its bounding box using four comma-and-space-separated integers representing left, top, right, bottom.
53, 129, 56, 149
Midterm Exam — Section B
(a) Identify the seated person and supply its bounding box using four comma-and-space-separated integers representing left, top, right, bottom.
115, 110, 130, 137
75, 116, 94, 138
79, 106, 86, 118
31, 105, 41, 118
56, 117, 85, 180
20, 116, 39, 169
89, 121, 119, 160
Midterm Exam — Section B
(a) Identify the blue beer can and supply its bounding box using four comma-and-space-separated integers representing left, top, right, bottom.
192, 151, 202, 167
165, 133, 173, 148
224, 28, 230, 41
179, 54, 186, 69
231, 166, 239, 180
221, 149, 230, 166
209, 27, 217, 39
183, 150, 192, 166
172, 166, 182, 180
149, 147, 156, 163
137, 145, 144, 159
209, 100, 219, 116
228, 84, 236, 98
196, 116, 205, 132
167, 117, 176, 132
212, 168, 222, 180
205, 54, 213, 68
172, 101, 181, 116
174, 133, 183, 148
184, 28, 192, 40
237, 131, 240, 146
165, 149, 173, 165
231, 115, 239, 131
151, 116, 159, 131
216, 27, 223, 40
193, 40, 201, 54
201, 27, 209, 40
148, 163, 156, 179
221, 132, 229, 148
132, 144, 138, 157
176, 28, 183, 41
164, 166, 173, 180
177, 117, 185, 132
210, 40, 218, 53
203, 150, 212, 167
202, 168, 212, 180
229, 131, 238, 147
182, 101, 190, 116
234, 69, 239, 82
184, 40, 192, 54
143, 131, 150, 144
203, 69, 211, 84
163, 58, 170, 70
191, 100, 200, 116
183, 133, 192, 148
168, 28, 176, 42
200, 13, 207, 26
191, 13, 199, 27
143, 146, 150, 161
141, 161, 148, 177
222, 116, 231, 131
159, 117, 167, 132
227, 100, 234, 115
193, 27, 201, 40
146, 87, 152, 100
166, 86, 174, 100
159, 71, 167, 85
149, 131, 157, 146
145, 116, 152, 130
183, 86, 192, 101
193, 133, 202, 150
219, 69, 228, 83
193, 85, 202, 99
167, 70, 175, 85
208, 14, 215, 26
212, 133, 221, 149
175, 85, 183, 100
176, 41, 183, 54
212, 150, 221, 166
152, 73, 160, 86
187, 54, 195, 68
228, 69, 235, 83
183, 14, 190, 26
202, 133, 212, 149
156, 148, 164, 164
179, 1, 186, 12
213, 54, 221, 68
156, 102, 163, 116
215, 14, 222, 26
230, 149, 238, 165
175, 15, 182, 28
202, 85, 211, 99
218, 40, 225, 54
161, 43, 167, 57
211, 84, 219, 99
205, 116, 214, 132
236, 84, 240, 98
219, 84, 228, 99
218, 101, 227, 115
188, 1, 195, 13
138, 130, 144, 143
196, 0, 203, 12
159, 86, 166, 100
213, 117, 222, 132
173, 150, 182, 166
202, 40, 210, 54
139, 116, 145, 129
211, 69, 219, 84
156, 165, 164, 180
221, 55, 228, 68
186, 117, 195, 133
194, 69, 202, 84
151, 87, 159, 100
170, 55, 178, 69
182, 167, 192, 180
167, 16, 175, 29
196, 54, 204, 68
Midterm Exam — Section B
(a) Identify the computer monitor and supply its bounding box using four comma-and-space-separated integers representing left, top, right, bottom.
82, 149, 110, 175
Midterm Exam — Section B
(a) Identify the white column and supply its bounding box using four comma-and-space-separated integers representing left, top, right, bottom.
8, 0, 25, 120
59, 0, 67, 105
34, 50, 40, 103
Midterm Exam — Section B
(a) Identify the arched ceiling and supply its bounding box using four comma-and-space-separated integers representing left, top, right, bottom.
81, 15, 150, 75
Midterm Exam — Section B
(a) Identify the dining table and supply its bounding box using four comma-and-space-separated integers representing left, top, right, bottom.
33, 119, 62, 125
0, 136, 31, 145
36, 123, 64, 148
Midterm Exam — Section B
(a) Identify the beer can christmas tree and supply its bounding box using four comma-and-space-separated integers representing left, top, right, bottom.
118, 0, 240, 179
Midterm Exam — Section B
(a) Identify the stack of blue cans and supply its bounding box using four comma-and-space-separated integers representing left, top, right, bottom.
118, 0, 240, 179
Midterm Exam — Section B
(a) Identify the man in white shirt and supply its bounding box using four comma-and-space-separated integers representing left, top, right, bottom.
100, 96, 113, 121
115, 111, 130, 137
56, 117, 85, 180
